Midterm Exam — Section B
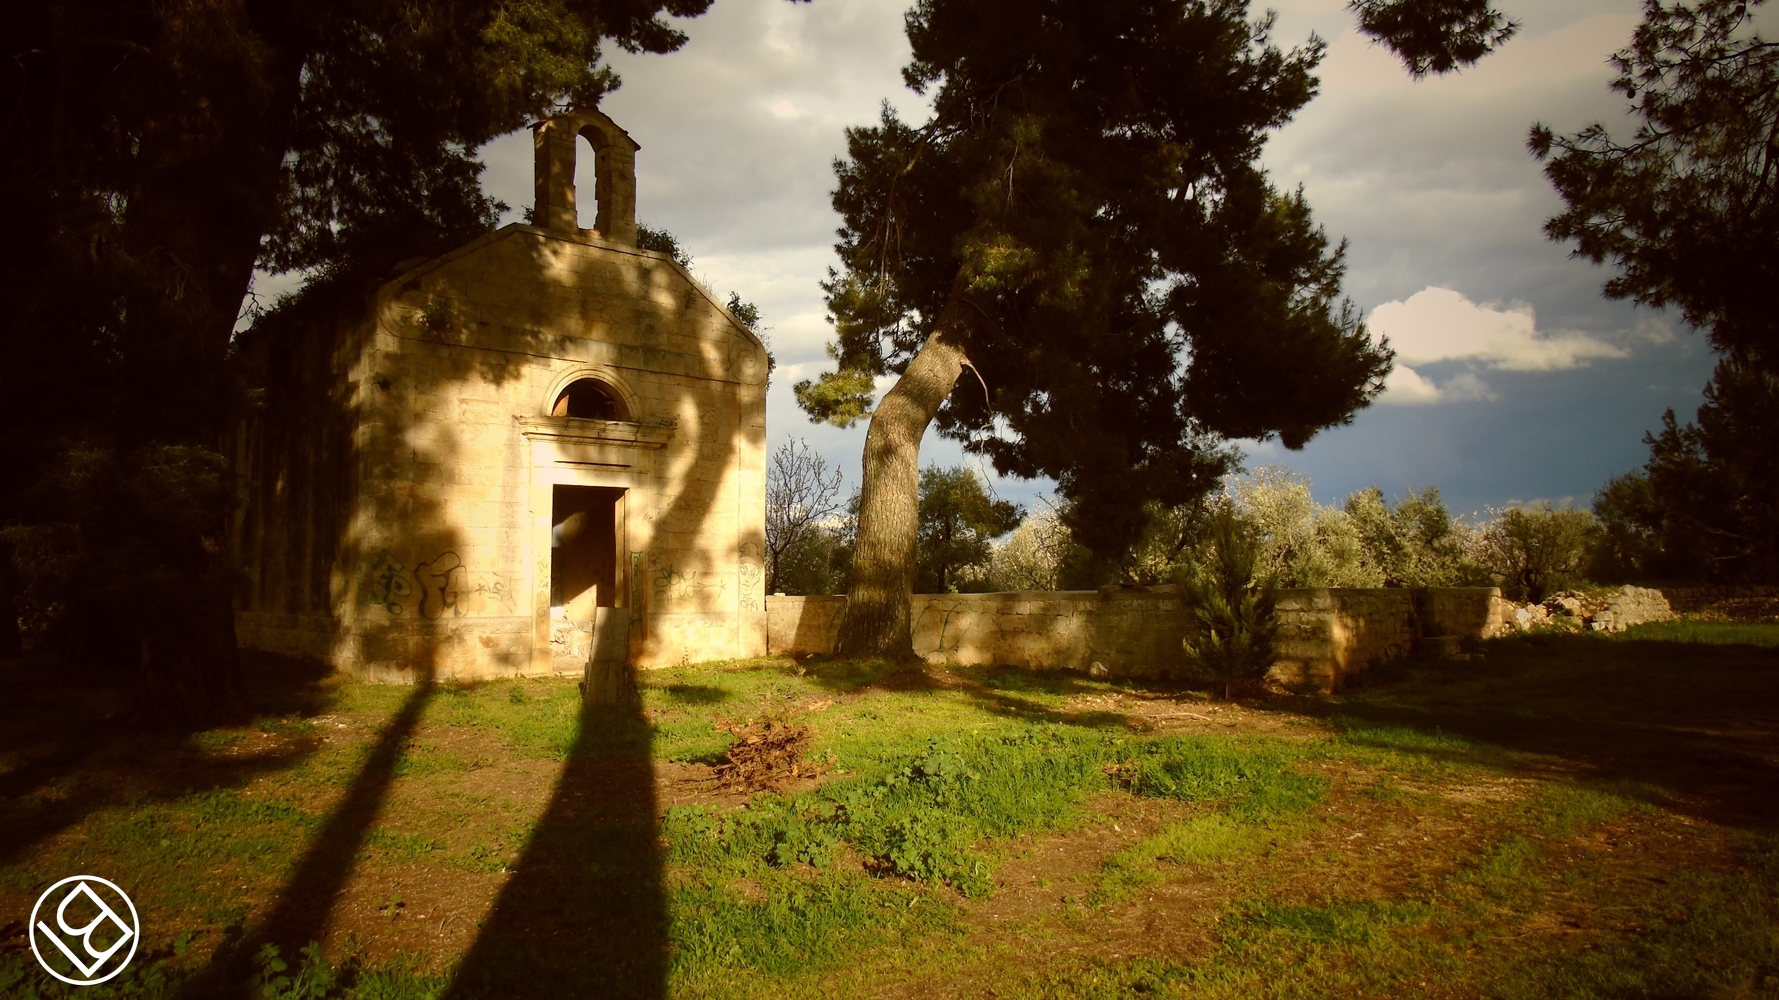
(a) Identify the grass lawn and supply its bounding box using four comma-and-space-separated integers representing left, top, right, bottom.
2, 622, 1776, 998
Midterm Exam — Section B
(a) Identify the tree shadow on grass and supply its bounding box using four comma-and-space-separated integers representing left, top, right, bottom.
1303, 633, 1779, 829
799, 659, 1148, 730
444, 691, 665, 1000
949, 685, 1134, 730
179, 667, 437, 997
0, 651, 335, 872
662, 683, 731, 705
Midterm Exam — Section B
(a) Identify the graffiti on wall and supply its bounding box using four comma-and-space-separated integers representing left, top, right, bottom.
414, 552, 464, 620
365, 548, 482, 620
738, 541, 762, 612
469, 576, 517, 613
652, 564, 727, 604
367, 549, 413, 615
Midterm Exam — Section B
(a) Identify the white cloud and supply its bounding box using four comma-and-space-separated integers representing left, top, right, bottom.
1629, 316, 1677, 344
1379, 364, 1498, 405
1381, 365, 1441, 404
1441, 372, 1500, 402
1370, 286, 1627, 372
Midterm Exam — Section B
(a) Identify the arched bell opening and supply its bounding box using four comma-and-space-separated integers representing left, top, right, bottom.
532, 110, 639, 246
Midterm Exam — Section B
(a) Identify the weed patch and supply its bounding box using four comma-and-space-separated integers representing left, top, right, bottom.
669, 872, 952, 979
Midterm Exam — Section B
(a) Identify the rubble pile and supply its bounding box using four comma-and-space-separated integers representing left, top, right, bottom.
1588, 586, 1674, 632
1501, 585, 1673, 634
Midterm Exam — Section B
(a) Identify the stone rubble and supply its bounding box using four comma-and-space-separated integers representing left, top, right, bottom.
1499, 585, 1673, 634
1588, 585, 1674, 632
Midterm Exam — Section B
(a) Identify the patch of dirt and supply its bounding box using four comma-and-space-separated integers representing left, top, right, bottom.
965, 792, 1219, 953
1065, 690, 1323, 737
1438, 777, 1536, 804
316, 863, 513, 968
899, 761, 1623, 999
872, 665, 970, 692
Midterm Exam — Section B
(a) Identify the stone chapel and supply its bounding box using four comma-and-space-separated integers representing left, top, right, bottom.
232, 109, 769, 683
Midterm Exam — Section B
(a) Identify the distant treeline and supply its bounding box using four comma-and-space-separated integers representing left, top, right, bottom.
767, 443, 1767, 604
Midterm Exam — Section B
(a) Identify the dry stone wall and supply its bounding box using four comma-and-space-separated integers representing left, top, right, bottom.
1657, 586, 1779, 622
768, 587, 1504, 691
1589, 586, 1672, 632
1495, 585, 1675, 634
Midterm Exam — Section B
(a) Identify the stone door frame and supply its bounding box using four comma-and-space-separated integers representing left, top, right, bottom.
521, 416, 671, 675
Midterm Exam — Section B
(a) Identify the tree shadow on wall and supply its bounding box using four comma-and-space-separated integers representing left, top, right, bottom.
445, 691, 665, 1000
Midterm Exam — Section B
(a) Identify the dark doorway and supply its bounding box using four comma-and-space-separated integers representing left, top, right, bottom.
551, 485, 623, 618
551, 485, 627, 678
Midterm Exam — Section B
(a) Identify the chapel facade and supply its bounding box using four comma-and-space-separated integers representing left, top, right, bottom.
233, 110, 769, 682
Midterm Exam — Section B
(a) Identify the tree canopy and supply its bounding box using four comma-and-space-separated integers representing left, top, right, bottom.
1533, 0, 1779, 583
798, 0, 1404, 655
1348, 0, 1519, 78
1594, 359, 1779, 582
1531, 0, 1778, 367
0, 0, 716, 717
916, 466, 1021, 593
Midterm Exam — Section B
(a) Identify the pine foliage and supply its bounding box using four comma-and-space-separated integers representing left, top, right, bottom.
1179, 512, 1279, 699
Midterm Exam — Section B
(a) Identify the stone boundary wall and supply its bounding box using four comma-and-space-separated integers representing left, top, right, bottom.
767, 586, 1503, 691
1656, 586, 1779, 620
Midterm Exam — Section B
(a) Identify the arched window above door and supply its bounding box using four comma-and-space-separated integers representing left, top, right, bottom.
551, 378, 628, 421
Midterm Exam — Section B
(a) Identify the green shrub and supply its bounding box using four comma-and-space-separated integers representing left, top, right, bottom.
1178, 512, 1279, 698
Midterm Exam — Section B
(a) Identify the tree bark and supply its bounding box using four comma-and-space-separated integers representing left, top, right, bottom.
115, 21, 301, 726
0, 543, 20, 659
835, 325, 970, 659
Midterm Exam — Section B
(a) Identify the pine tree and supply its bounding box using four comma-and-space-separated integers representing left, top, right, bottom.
797, 0, 1402, 658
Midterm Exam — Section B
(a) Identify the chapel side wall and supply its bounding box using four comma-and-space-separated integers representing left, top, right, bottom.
327, 322, 536, 683
629, 366, 767, 669
233, 310, 375, 665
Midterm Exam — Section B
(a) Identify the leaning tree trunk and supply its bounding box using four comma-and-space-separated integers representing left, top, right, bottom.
835, 326, 970, 659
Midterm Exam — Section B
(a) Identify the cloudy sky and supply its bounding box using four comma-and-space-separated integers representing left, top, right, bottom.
471, 0, 1725, 518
